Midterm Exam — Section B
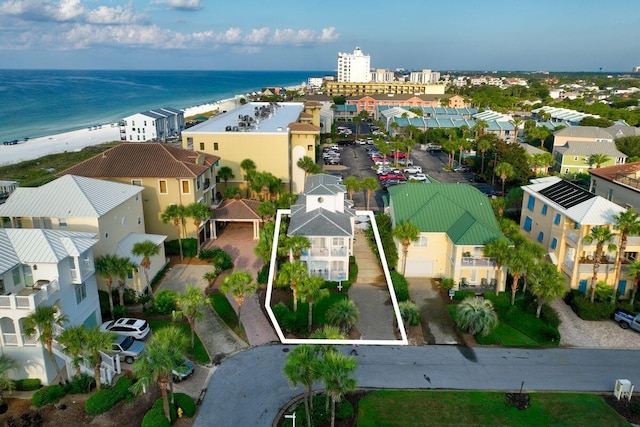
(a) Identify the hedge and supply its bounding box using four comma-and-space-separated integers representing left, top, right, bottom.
390, 271, 409, 302
453, 290, 477, 301
142, 408, 171, 427
174, 393, 197, 417
165, 238, 197, 258
32, 384, 66, 407
273, 302, 307, 335
14, 378, 42, 391
154, 289, 179, 315
85, 376, 134, 416
571, 295, 616, 320
257, 264, 270, 285
153, 397, 178, 423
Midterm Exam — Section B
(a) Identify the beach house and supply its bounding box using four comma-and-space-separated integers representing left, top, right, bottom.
181, 101, 321, 194
385, 184, 507, 292
60, 143, 220, 246
0, 228, 100, 385
589, 161, 640, 211
520, 176, 640, 295
121, 107, 185, 142
0, 174, 167, 295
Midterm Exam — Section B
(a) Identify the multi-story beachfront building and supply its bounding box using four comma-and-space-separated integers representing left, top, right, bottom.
0, 228, 100, 385
520, 176, 639, 296
121, 107, 185, 142
0, 174, 167, 294
324, 80, 446, 97
409, 69, 441, 84
337, 47, 371, 83
370, 69, 395, 83
181, 101, 321, 195
346, 94, 469, 119
60, 144, 219, 246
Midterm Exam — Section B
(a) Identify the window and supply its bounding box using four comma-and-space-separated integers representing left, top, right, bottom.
214, 142, 219, 151
131, 180, 142, 186
414, 236, 428, 247
527, 195, 535, 211
104, 232, 109, 239
199, 142, 205, 150
332, 237, 344, 247
22, 265, 33, 287
144, 121, 147, 126
196, 178, 201, 191
0, 277, 4, 295
11, 267, 21, 286
59, 218, 68, 227
537, 231, 544, 242
75, 282, 87, 304
137, 217, 142, 226
554, 214, 561, 225
181, 180, 190, 194
608, 188, 614, 201
187, 137, 193, 150
541, 204, 548, 215
524, 217, 533, 232
308, 145, 313, 151
550, 238, 558, 250
159, 180, 167, 194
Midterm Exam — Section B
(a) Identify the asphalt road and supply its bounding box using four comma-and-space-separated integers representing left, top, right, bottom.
194, 344, 640, 427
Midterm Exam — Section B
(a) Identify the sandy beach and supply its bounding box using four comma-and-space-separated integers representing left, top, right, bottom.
0, 97, 244, 167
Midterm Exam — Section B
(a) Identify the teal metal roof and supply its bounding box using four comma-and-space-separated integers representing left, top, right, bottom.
387, 183, 505, 245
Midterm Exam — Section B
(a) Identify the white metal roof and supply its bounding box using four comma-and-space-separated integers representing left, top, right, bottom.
0, 229, 97, 272
0, 175, 143, 219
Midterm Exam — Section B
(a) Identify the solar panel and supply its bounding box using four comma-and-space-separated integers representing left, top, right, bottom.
539, 180, 596, 209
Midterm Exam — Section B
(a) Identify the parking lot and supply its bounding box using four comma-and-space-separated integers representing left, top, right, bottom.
322, 123, 501, 210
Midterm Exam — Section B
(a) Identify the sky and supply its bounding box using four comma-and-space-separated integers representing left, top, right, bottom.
0, 0, 639, 72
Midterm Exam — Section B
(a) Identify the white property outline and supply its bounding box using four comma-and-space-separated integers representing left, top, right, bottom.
265, 209, 408, 346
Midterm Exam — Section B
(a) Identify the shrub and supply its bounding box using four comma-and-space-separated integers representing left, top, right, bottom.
571, 295, 616, 320
399, 301, 420, 326
539, 304, 561, 328
14, 378, 41, 391
453, 290, 476, 301
174, 392, 197, 417
563, 289, 583, 305
98, 290, 110, 316
153, 397, 177, 423
365, 213, 398, 269
154, 289, 179, 315
112, 304, 127, 319
85, 376, 134, 416
257, 264, 270, 285
65, 373, 95, 394
390, 271, 409, 302
539, 323, 561, 344
142, 408, 171, 427
211, 248, 233, 271
335, 397, 355, 419
32, 384, 66, 407
150, 263, 170, 290
349, 256, 358, 284
165, 238, 197, 258
272, 302, 307, 335
440, 278, 455, 291
198, 248, 216, 261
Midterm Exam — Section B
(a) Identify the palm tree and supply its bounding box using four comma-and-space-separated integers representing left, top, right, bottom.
24, 305, 69, 384
186, 202, 211, 256
494, 162, 515, 195
526, 126, 551, 148
455, 297, 498, 336
472, 119, 488, 139
583, 226, 617, 302
113, 256, 135, 307
297, 156, 321, 180
283, 344, 321, 427
240, 158, 257, 197
298, 275, 330, 332
276, 261, 308, 312
343, 176, 361, 201
404, 137, 418, 162
530, 263, 566, 318
627, 260, 640, 305
217, 166, 235, 185
203, 271, 218, 287
173, 285, 207, 348
612, 209, 640, 299
520, 240, 546, 295
57, 325, 87, 378
83, 327, 115, 391
326, 299, 360, 333
391, 140, 405, 168
483, 238, 511, 295
476, 138, 492, 175
131, 239, 160, 294
0, 353, 16, 408
506, 244, 531, 305
490, 197, 506, 217
95, 254, 117, 317
310, 326, 346, 357
256, 201, 276, 222
375, 139, 392, 164
320, 351, 357, 427
587, 153, 611, 169
131, 325, 188, 423
161, 204, 188, 260
284, 235, 311, 261
442, 138, 457, 168
221, 270, 257, 327
509, 117, 524, 143
393, 221, 420, 276
360, 177, 378, 210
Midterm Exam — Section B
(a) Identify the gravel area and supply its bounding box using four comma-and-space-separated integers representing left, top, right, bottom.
552, 299, 640, 349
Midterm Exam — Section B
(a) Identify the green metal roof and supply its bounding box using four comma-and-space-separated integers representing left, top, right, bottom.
387, 183, 505, 245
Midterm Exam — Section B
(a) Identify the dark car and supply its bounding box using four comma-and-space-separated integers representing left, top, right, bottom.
468, 174, 485, 183
173, 358, 195, 383
325, 158, 343, 165
381, 179, 406, 189
337, 139, 354, 146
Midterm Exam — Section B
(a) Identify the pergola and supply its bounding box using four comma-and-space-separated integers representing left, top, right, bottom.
211, 197, 263, 240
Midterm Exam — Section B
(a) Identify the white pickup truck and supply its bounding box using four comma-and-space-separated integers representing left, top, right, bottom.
614, 310, 640, 332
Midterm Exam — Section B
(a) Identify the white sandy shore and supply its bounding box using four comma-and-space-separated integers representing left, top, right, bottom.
0, 98, 242, 167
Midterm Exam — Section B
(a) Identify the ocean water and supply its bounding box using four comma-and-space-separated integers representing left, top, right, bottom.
0, 69, 327, 142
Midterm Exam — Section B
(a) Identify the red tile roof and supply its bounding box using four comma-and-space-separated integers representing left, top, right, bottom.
60, 143, 220, 178
213, 198, 261, 220
288, 122, 320, 132
588, 161, 640, 181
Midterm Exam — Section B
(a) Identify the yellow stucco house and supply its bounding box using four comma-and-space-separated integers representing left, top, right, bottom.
520, 176, 640, 296
181, 101, 321, 194
61, 143, 220, 245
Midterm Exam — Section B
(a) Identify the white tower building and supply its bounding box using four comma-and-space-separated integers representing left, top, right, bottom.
337, 47, 371, 83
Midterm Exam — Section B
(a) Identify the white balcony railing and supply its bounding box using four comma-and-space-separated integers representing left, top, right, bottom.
0, 279, 60, 311
460, 256, 496, 267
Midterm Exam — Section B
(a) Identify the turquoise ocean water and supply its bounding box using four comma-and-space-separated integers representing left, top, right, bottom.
0, 69, 327, 143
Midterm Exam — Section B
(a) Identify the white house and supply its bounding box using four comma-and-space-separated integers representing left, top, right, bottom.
288, 174, 356, 281
121, 107, 185, 142
0, 228, 100, 385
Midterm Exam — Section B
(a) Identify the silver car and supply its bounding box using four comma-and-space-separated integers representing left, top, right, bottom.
111, 335, 145, 364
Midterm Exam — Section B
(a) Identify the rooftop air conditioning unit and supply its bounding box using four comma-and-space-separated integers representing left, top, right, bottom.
233, 126, 239, 132
225, 126, 232, 131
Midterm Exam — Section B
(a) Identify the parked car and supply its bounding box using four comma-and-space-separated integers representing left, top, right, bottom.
111, 335, 145, 364
379, 173, 404, 181
374, 160, 391, 166
100, 318, 150, 340
325, 158, 342, 165
403, 165, 423, 174
173, 358, 195, 383
356, 139, 367, 145
376, 166, 393, 175
396, 158, 414, 166
614, 310, 640, 332
381, 179, 406, 189
337, 139, 354, 146
329, 172, 344, 183
453, 165, 471, 173
408, 173, 429, 182
425, 144, 442, 152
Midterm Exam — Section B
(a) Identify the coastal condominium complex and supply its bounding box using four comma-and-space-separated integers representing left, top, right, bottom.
338, 47, 371, 83
409, 69, 441, 84
121, 107, 185, 142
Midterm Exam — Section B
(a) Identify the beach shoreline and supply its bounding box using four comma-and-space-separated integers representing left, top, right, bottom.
0, 96, 244, 167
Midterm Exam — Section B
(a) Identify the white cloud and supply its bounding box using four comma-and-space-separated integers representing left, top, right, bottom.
85, 4, 145, 25
0, 0, 84, 22
152, 0, 202, 11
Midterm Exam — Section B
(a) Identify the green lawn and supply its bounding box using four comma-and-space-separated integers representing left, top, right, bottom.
357, 391, 630, 427
209, 293, 248, 343
447, 305, 539, 346
148, 319, 210, 364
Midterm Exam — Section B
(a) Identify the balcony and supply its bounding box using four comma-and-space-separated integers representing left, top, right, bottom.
71, 259, 94, 283
204, 179, 211, 189
0, 279, 60, 311
567, 231, 580, 244
615, 173, 640, 190
460, 256, 496, 267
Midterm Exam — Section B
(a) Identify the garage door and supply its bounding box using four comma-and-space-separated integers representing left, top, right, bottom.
404, 259, 434, 277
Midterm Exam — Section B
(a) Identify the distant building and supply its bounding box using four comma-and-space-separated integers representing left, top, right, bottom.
553, 141, 626, 175
409, 69, 441, 84
370, 69, 395, 83
337, 47, 371, 83
346, 94, 468, 119
324, 81, 446, 97
307, 77, 324, 89
121, 107, 184, 142
633, 66, 640, 72
589, 161, 640, 211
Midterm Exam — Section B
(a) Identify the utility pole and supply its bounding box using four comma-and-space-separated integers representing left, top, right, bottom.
491, 152, 498, 188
